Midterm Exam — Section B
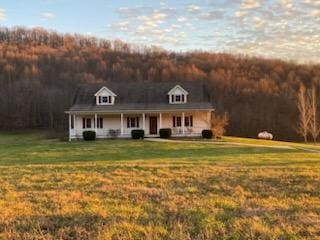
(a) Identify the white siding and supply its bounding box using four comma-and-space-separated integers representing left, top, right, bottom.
69, 111, 211, 139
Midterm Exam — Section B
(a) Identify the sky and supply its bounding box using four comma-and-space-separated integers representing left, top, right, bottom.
0, 0, 319, 63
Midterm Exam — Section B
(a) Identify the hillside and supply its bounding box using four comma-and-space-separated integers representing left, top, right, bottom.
0, 27, 320, 140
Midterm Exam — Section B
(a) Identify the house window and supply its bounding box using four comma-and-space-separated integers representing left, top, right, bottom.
185, 116, 193, 127
71, 116, 74, 129
127, 117, 139, 128
97, 95, 113, 105
102, 96, 111, 103
82, 118, 92, 129
173, 116, 182, 127
97, 117, 103, 129
170, 94, 186, 103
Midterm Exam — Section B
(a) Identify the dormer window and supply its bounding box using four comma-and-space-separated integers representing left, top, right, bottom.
99, 96, 112, 104
95, 86, 117, 105
172, 94, 185, 103
168, 85, 188, 104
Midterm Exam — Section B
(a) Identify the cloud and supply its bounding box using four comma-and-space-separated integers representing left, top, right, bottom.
40, 12, 55, 19
110, 21, 130, 31
300, 0, 320, 8
136, 11, 169, 28
109, 0, 320, 62
0, 8, 6, 21
177, 16, 187, 22
240, 0, 262, 10
310, 9, 320, 19
199, 10, 225, 20
116, 6, 152, 18
187, 4, 201, 13
278, 0, 294, 10
253, 16, 266, 29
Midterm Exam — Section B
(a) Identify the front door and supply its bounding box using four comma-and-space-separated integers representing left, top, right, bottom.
149, 117, 158, 135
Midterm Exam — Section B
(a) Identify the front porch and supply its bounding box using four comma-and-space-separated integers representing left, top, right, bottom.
68, 111, 211, 140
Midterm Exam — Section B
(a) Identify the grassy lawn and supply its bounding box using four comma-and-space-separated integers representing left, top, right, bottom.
0, 132, 320, 239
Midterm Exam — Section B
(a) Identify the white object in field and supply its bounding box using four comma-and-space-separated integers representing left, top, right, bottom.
258, 131, 273, 140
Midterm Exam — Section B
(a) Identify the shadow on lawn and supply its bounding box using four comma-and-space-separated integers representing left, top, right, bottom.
0, 145, 298, 166
1, 214, 105, 239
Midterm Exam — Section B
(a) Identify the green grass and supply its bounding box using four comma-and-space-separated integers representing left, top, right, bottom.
0, 132, 320, 239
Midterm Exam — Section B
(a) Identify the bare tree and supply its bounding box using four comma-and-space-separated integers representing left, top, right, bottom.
309, 84, 320, 143
296, 84, 311, 142
211, 112, 229, 138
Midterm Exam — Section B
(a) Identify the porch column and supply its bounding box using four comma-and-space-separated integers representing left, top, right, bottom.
159, 113, 162, 130
182, 112, 185, 135
142, 113, 146, 132
120, 113, 124, 136
94, 113, 97, 134
68, 113, 72, 142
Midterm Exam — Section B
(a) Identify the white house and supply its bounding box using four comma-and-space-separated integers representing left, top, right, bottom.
65, 81, 214, 140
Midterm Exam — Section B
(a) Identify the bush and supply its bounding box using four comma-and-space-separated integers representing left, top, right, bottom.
159, 128, 172, 138
83, 130, 96, 141
131, 129, 145, 139
202, 129, 213, 139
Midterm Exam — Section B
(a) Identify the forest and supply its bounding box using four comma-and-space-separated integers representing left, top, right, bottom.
0, 27, 319, 141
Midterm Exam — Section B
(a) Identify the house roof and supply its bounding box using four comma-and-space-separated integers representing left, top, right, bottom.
67, 81, 214, 113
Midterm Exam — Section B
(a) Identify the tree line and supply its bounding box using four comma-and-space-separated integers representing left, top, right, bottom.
0, 27, 319, 141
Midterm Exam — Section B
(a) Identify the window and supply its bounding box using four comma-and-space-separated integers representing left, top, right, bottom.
170, 94, 186, 104
102, 96, 111, 103
71, 116, 74, 129
97, 117, 103, 129
185, 116, 193, 127
82, 118, 92, 129
127, 117, 139, 128
173, 116, 182, 127
97, 95, 113, 105
173, 116, 193, 127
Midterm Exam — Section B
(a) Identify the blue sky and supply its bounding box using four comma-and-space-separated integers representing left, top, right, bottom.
0, 0, 319, 62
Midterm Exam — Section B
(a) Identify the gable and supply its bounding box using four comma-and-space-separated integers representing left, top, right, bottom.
168, 85, 189, 95
94, 86, 117, 97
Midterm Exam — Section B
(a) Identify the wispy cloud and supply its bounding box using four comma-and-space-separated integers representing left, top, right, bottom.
0, 8, 6, 21
40, 12, 55, 19
186, 4, 201, 13
240, 0, 262, 10
177, 16, 187, 22
198, 10, 225, 21
107, 0, 320, 62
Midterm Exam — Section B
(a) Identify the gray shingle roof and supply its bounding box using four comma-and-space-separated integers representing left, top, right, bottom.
67, 81, 214, 113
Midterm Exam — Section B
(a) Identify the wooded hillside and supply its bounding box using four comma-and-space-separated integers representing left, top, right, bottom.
0, 27, 319, 140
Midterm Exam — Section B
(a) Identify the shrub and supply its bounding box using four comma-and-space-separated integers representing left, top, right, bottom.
159, 128, 172, 138
202, 129, 213, 139
131, 129, 145, 139
211, 112, 229, 138
83, 130, 96, 141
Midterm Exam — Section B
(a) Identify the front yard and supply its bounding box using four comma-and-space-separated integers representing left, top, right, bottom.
0, 132, 320, 239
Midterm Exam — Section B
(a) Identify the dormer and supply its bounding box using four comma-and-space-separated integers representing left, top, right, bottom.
95, 86, 117, 105
168, 85, 188, 104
